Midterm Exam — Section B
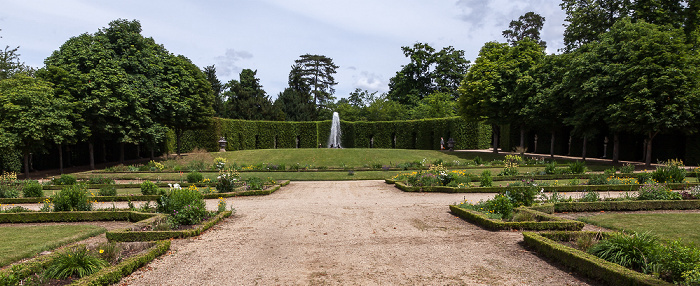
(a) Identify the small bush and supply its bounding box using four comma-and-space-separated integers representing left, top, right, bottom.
52, 174, 77, 185
43, 245, 108, 279
52, 184, 93, 211
246, 176, 264, 190
544, 162, 558, 174
473, 156, 484, 165
502, 185, 537, 207
157, 186, 207, 226
511, 211, 536, 222
98, 185, 118, 196
87, 176, 115, 185
186, 171, 204, 183
587, 174, 608, 185
652, 159, 686, 183
22, 181, 43, 197
637, 183, 681, 200
140, 181, 160, 195
637, 172, 652, 184
654, 240, 700, 282
216, 169, 241, 193
620, 163, 635, 174
480, 170, 493, 187
578, 190, 600, 202
588, 231, 659, 272
485, 194, 513, 219
566, 161, 586, 174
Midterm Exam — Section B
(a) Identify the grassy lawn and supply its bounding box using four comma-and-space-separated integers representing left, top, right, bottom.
0, 224, 106, 267
579, 213, 700, 246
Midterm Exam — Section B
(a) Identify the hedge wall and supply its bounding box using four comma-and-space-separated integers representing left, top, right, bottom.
164, 117, 491, 153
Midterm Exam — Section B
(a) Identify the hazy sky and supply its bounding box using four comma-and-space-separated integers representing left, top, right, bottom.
1, 0, 567, 100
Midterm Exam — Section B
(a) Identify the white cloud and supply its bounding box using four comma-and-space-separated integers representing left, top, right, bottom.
353, 71, 388, 93
215, 49, 254, 78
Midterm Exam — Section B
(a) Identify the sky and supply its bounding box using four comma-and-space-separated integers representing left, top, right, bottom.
1, 0, 567, 100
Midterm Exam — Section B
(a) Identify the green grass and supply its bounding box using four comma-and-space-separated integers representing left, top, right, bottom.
579, 213, 700, 246
0, 224, 107, 267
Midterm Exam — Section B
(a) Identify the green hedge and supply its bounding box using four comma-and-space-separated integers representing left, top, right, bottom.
553, 199, 700, 212
106, 211, 232, 242
390, 181, 700, 194
164, 117, 491, 153
449, 205, 584, 231
522, 231, 671, 286
0, 211, 156, 223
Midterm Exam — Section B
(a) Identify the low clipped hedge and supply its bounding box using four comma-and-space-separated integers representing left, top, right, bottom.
0, 211, 156, 223
391, 181, 699, 193
0, 240, 171, 286
106, 211, 232, 242
449, 205, 584, 231
553, 199, 700, 212
522, 231, 671, 286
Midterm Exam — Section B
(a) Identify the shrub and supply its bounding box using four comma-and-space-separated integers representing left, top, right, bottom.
213, 157, 227, 171
544, 162, 558, 174
216, 169, 241, 193
587, 174, 608, 185
485, 194, 513, 219
578, 190, 600, 202
246, 176, 264, 190
157, 186, 207, 226
186, 171, 204, 183
140, 181, 160, 195
87, 176, 115, 185
502, 185, 537, 207
22, 181, 43, 197
654, 240, 700, 282
511, 211, 536, 222
417, 173, 440, 187
52, 184, 93, 211
620, 163, 635, 174
480, 170, 493, 187
588, 231, 659, 272
98, 186, 118, 196
637, 172, 652, 184
652, 159, 686, 183
52, 174, 77, 185
566, 161, 586, 174
637, 183, 681, 200
473, 156, 484, 165
43, 245, 108, 279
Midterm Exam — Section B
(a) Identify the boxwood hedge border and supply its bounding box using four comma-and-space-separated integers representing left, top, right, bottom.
448, 205, 584, 231
106, 210, 232, 242
389, 180, 699, 193
522, 231, 671, 286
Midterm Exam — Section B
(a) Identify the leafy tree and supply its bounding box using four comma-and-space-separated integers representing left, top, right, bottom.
0, 74, 73, 178
276, 64, 315, 121
292, 54, 339, 112
221, 69, 279, 121
388, 43, 469, 105
202, 65, 225, 117
560, 0, 632, 51
364, 94, 409, 121
502, 12, 547, 48
410, 92, 456, 119
1, 29, 34, 80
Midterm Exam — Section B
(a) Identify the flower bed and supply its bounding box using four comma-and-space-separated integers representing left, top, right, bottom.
449, 205, 584, 231
106, 211, 232, 242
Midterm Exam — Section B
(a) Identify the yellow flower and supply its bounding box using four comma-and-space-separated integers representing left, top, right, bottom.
99, 249, 104, 254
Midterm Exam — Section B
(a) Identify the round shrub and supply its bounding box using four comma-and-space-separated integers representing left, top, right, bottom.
485, 194, 513, 219
0, 185, 20, 198
501, 185, 537, 207
157, 186, 207, 226
140, 181, 160, 195
216, 169, 241, 193
186, 171, 204, 183
22, 181, 43, 197
52, 174, 77, 185
480, 170, 493, 187
246, 176, 264, 190
98, 186, 117, 196
52, 184, 93, 211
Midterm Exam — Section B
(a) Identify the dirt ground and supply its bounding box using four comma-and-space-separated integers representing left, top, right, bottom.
116, 180, 594, 286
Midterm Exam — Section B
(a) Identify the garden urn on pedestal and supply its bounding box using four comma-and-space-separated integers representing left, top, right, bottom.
447, 138, 455, 151
218, 137, 227, 152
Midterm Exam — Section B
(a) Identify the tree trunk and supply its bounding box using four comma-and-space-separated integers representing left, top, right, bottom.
582, 136, 587, 161
119, 142, 125, 164
519, 126, 525, 155
645, 131, 659, 167
89, 142, 95, 170
23, 152, 30, 179
176, 129, 182, 157
102, 142, 107, 163
612, 133, 620, 164
550, 130, 556, 158
492, 125, 499, 154
58, 144, 64, 174
136, 145, 141, 159
150, 146, 155, 161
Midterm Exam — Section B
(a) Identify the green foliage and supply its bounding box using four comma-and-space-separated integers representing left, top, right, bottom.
544, 162, 558, 174
156, 186, 207, 226
139, 181, 160, 196
480, 170, 493, 187
485, 194, 514, 219
43, 245, 108, 279
637, 172, 652, 184
637, 183, 681, 201
52, 174, 77, 185
588, 231, 659, 272
216, 169, 241, 193
620, 163, 635, 174
578, 190, 601, 202
652, 160, 687, 183
22, 181, 43, 198
98, 186, 117, 197
186, 171, 203, 183
566, 161, 586, 174
221, 69, 281, 121
502, 185, 537, 207
87, 176, 115, 185
654, 240, 700, 282
245, 176, 264, 190
52, 184, 92, 212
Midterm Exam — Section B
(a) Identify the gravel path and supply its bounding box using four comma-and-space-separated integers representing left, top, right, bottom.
119, 180, 592, 286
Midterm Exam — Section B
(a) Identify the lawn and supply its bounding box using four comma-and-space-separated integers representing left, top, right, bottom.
0, 224, 106, 267
579, 213, 700, 246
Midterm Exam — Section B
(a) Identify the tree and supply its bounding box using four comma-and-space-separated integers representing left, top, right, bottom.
221, 69, 280, 121
0, 74, 73, 178
502, 12, 547, 48
292, 54, 339, 112
388, 43, 469, 105
410, 92, 457, 119
561, 0, 631, 51
1, 28, 34, 80
202, 65, 225, 117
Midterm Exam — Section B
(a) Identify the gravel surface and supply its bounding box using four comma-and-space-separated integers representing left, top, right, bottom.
119, 180, 593, 286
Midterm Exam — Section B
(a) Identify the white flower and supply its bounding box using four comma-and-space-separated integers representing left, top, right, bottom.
168, 183, 173, 188
173, 184, 181, 189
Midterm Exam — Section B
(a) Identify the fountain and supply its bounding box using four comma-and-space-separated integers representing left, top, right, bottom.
327, 112, 342, 148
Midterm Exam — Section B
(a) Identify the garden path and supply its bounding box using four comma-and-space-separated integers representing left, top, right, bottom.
119, 180, 594, 286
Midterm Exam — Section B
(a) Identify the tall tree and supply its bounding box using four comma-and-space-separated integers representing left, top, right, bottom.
502, 12, 547, 48
1, 29, 34, 80
561, 0, 631, 51
292, 54, 339, 112
202, 65, 224, 117
221, 69, 278, 120
0, 74, 73, 178
388, 43, 469, 105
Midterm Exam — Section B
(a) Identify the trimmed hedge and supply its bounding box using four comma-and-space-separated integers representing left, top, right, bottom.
553, 199, 700, 212
106, 211, 232, 242
391, 181, 700, 193
522, 231, 671, 286
0, 211, 156, 223
449, 205, 584, 231
164, 117, 491, 153
0, 240, 171, 286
